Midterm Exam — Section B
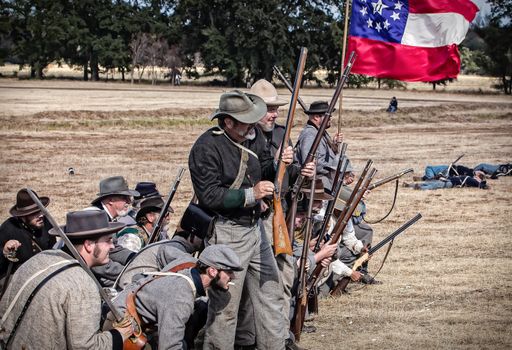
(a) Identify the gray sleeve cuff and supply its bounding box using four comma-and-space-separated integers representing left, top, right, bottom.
244, 188, 257, 207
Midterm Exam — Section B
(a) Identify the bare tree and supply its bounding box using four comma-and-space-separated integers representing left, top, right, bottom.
129, 33, 151, 84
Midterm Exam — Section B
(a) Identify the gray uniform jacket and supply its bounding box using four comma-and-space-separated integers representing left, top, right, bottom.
112, 255, 204, 350
0, 250, 121, 350
115, 241, 191, 290
296, 122, 338, 190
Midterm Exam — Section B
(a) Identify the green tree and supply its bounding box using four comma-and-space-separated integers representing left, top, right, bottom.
475, 0, 512, 94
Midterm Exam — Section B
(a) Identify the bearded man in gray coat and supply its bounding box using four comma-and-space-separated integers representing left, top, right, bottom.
0, 210, 132, 349
109, 244, 243, 350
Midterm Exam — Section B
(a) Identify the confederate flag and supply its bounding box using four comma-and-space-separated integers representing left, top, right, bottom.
347, 0, 480, 82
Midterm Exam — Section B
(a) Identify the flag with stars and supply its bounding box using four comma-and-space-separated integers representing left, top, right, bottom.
347, 0, 479, 81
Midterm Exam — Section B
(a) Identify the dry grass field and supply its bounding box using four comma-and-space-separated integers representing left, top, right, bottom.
0, 79, 511, 349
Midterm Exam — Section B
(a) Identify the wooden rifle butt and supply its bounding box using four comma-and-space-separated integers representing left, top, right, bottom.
272, 196, 293, 256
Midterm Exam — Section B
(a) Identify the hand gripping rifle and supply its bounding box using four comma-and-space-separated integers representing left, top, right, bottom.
291, 171, 317, 341
148, 167, 186, 244
306, 160, 376, 292
330, 213, 422, 296
25, 189, 146, 349
286, 52, 356, 240
273, 47, 308, 256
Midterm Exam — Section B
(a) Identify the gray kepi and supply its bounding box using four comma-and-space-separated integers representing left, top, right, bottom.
49, 210, 125, 240
198, 244, 244, 271
209, 90, 266, 124
91, 176, 140, 205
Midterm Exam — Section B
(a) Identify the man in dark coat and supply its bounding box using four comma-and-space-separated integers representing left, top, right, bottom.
189, 90, 292, 349
0, 189, 55, 289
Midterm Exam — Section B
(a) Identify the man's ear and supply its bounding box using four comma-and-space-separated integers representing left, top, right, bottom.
83, 239, 95, 254
224, 117, 235, 130
207, 266, 218, 279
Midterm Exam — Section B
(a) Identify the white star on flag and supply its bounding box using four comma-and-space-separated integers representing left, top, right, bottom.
394, 1, 403, 11
383, 19, 391, 29
371, 0, 389, 16
367, 18, 373, 28
390, 11, 400, 21
375, 22, 382, 32
360, 6, 368, 16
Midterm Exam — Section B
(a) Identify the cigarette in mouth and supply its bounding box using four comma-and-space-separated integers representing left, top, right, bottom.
228, 282, 235, 286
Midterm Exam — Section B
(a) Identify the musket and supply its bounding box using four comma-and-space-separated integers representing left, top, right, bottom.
26, 189, 146, 349
148, 167, 186, 244
444, 154, 465, 177
313, 152, 349, 253
273, 47, 308, 256
368, 168, 414, 191
306, 160, 376, 292
272, 65, 308, 111
26, 189, 123, 318
286, 52, 356, 240
330, 213, 422, 295
291, 171, 317, 341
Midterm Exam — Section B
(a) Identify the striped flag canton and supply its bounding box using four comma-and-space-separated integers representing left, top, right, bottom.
350, 0, 409, 43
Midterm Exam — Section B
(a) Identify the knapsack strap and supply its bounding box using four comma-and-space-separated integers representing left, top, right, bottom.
1, 261, 79, 348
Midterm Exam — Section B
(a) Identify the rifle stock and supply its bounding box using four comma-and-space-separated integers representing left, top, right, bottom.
148, 167, 186, 244
331, 213, 422, 296
273, 47, 307, 256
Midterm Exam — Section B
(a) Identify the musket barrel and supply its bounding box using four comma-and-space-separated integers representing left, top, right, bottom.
368, 168, 413, 190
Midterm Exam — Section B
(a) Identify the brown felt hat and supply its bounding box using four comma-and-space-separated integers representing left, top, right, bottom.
91, 176, 140, 205
209, 90, 266, 124
10, 188, 50, 217
301, 179, 334, 201
50, 210, 125, 238
249, 79, 288, 107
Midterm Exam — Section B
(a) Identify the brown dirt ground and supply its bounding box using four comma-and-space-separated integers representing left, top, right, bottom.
0, 80, 511, 349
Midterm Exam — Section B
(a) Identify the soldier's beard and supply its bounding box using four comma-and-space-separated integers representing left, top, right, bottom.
258, 121, 275, 132
211, 274, 229, 292
241, 127, 256, 141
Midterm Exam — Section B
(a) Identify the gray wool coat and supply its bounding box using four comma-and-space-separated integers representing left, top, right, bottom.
111, 255, 202, 350
0, 250, 120, 350
296, 123, 338, 190
114, 239, 192, 290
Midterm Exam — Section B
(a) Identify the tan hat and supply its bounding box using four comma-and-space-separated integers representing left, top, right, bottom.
50, 210, 125, 239
250, 79, 288, 107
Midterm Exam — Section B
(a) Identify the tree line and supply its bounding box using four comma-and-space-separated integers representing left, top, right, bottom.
0, 0, 510, 93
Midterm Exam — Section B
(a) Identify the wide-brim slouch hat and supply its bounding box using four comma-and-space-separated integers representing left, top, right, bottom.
249, 79, 288, 107
91, 176, 140, 205
10, 188, 50, 217
209, 90, 266, 124
50, 210, 125, 238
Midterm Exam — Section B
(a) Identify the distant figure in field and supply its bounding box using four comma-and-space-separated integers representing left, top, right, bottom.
387, 96, 398, 113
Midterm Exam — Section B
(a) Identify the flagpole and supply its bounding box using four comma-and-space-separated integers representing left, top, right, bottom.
337, 0, 352, 141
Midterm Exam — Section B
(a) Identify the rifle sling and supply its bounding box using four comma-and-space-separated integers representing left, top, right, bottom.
1, 261, 79, 349
364, 179, 399, 224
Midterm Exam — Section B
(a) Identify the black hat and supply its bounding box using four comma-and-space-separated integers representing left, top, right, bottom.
10, 188, 50, 217
50, 210, 125, 238
135, 196, 173, 222
91, 176, 140, 205
134, 182, 161, 201
305, 100, 335, 115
